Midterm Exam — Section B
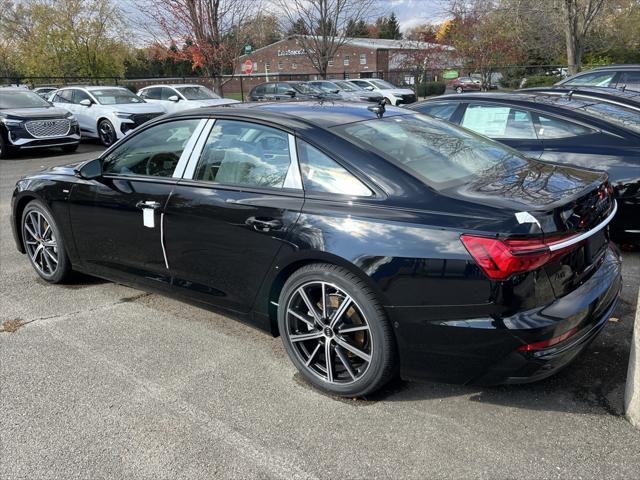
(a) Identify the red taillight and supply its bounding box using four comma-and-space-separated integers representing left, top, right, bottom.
516, 327, 579, 351
460, 234, 579, 280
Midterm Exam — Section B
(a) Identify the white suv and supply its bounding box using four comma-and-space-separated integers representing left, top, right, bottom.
50, 86, 165, 146
346, 79, 417, 106
137, 84, 239, 114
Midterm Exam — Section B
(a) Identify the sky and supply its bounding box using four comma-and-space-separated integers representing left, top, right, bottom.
380, 0, 450, 32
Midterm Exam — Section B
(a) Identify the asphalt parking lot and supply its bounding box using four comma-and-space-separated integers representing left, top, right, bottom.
1, 145, 640, 479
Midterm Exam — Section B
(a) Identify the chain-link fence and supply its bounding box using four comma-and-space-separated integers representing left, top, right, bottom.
1, 64, 606, 100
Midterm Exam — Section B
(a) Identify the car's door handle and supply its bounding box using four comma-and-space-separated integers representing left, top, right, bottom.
246, 217, 283, 231
136, 200, 162, 210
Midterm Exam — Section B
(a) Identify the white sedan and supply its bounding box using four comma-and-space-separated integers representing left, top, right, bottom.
345, 79, 417, 106
137, 84, 239, 114
49, 86, 165, 146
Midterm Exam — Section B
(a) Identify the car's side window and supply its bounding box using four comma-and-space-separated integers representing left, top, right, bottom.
352, 81, 369, 88
263, 83, 276, 94
277, 83, 292, 94
253, 85, 265, 96
416, 103, 459, 121
297, 141, 372, 197
73, 90, 91, 104
103, 119, 201, 178
564, 71, 616, 87
54, 90, 73, 103
193, 120, 292, 189
161, 87, 176, 100
143, 88, 162, 100
536, 114, 595, 139
461, 104, 537, 139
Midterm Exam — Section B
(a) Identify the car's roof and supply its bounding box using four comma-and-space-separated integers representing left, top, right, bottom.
0, 87, 32, 92
58, 85, 128, 91
518, 86, 640, 105
590, 64, 640, 71
171, 100, 411, 129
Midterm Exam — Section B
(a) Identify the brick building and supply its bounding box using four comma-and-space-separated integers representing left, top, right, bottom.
236, 35, 454, 82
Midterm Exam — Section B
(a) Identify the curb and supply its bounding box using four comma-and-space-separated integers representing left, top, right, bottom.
625, 289, 640, 428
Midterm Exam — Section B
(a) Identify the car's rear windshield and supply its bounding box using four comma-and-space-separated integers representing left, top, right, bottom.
91, 89, 144, 105
291, 83, 321, 94
335, 81, 360, 92
334, 113, 521, 189
0, 91, 51, 109
578, 102, 640, 134
176, 86, 220, 100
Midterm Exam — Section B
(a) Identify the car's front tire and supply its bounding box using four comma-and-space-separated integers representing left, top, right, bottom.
98, 119, 117, 147
0, 133, 16, 159
278, 263, 397, 397
455, 86, 463, 94
21, 200, 72, 283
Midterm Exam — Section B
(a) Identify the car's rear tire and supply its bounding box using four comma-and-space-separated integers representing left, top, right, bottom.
21, 200, 72, 283
98, 119, 117, 147
61, 143, 79, 153
0, 134, 16, 159
455, 86, 463, 94
278, 263, 397, 397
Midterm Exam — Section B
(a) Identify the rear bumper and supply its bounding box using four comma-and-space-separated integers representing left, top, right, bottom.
392, 246, 622, 385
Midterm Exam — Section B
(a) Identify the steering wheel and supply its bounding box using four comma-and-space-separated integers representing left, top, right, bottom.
145, 153, 177, 176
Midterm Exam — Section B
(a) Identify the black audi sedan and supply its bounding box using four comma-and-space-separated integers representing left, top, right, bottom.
410, 92, 640, 245
0, 88, 80, 158
11, 102, 621, 397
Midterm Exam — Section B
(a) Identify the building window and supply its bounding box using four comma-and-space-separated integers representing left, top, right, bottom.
292, 63, 297, 70
360, 54, 366, 65
344, 73, 350, 79
328, 58, 334, 67
344, 55, 350, 66
278, 62, 283, 70
265, 63, 270, 71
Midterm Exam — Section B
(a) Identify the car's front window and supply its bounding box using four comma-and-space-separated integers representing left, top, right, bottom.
370, 80, 396, 89
335, 114, 520, 189
0, 91, 51, 109
313, 82, 339, 93
176, 86, 220, 100
91, 89, 144, 105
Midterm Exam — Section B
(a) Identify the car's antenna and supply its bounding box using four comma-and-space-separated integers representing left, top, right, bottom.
368, 98, 387, 118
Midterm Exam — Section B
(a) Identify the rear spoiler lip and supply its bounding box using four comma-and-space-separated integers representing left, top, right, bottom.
547, 200, 617, 252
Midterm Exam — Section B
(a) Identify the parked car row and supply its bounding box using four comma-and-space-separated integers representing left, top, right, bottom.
247, 78, 416, 106
0, 83, 238, 157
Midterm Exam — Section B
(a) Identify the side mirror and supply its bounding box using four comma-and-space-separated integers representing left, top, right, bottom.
365, 86, 374, 91
74, 158, 102, 179
168, 95, 180, 102
79, 99, 92, 107
285, 90, 296, 97
332, 89, 340, 94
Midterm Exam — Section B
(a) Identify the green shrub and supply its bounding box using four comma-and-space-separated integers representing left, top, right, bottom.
523, 74, 562, 88
417, 81, 446, 97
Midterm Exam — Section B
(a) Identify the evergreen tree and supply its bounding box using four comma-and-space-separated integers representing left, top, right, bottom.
346, 18, 370, 37
377, 12, 402, 40
287, 18, 310, 36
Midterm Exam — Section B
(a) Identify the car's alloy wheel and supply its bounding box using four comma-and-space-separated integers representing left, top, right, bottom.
279, 264, 396, 397
98, 119, 116, 147
456, 86, 463, 94
21, 200, 71, 283
23, 210, 59, 277
285, 281, 373, 385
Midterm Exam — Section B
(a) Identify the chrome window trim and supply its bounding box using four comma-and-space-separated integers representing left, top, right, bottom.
181, 119, 216, 179
548, 200, 618, 251
283, 134, 303, 190
172, 118, 209, 178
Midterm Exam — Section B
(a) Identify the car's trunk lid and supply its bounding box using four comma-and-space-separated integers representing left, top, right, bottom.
450, 157, 615, 297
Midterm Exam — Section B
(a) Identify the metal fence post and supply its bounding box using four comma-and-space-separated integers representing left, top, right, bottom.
240, 76, 244, 102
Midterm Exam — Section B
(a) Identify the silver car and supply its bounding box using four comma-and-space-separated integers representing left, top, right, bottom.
307, 80, 383, 103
